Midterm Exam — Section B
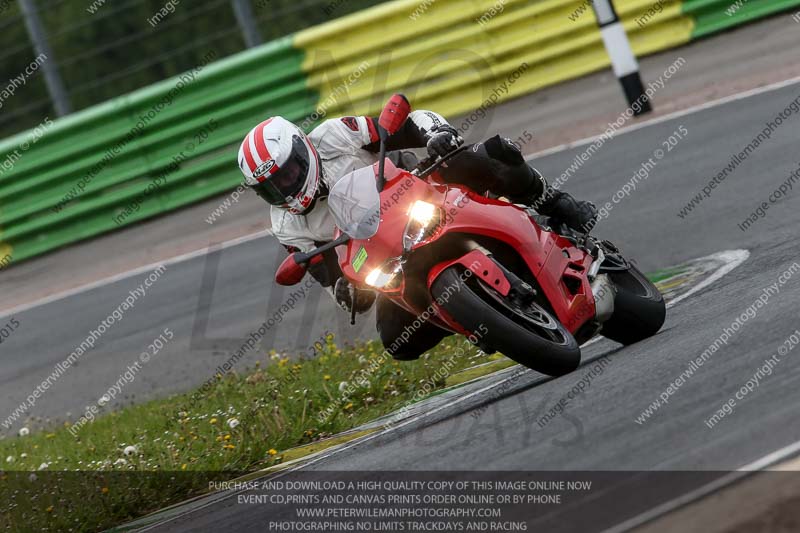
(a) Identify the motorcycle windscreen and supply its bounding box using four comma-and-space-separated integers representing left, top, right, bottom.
329, 166, 381, 240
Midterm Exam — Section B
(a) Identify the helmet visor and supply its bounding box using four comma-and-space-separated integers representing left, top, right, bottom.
251, 135, 312, 206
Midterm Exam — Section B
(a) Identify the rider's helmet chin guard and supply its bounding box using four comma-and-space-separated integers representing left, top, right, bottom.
237, 117, 322, 215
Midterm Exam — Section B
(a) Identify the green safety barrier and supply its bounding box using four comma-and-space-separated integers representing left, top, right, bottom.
684, 0, 800, 38
0, 37, 315, 263
0, 0, 797, 265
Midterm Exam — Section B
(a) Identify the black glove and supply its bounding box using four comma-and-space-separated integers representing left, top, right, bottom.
334, 278, 376, 314
426, 125, 463, 159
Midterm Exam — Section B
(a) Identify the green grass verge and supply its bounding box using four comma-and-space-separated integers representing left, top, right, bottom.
647, 266, 689, 284
0, 336, 490, 532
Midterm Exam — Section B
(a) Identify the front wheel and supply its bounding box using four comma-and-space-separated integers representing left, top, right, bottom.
601, 264, 666, 345
431, 266, 581, 376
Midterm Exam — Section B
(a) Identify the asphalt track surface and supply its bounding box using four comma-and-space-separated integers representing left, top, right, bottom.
4, 74, 800, 531
144, 81, 800, 531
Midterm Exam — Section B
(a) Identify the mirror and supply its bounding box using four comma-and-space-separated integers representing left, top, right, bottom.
378, 94, 411, 135
275, 253, 308, 285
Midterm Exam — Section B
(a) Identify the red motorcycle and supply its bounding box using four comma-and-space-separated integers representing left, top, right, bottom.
276, 95, 665, 376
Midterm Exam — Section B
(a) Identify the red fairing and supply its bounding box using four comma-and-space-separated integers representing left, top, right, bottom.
335, 160, 597, 335
431, 189, 595, 333
426, 250, 511, 297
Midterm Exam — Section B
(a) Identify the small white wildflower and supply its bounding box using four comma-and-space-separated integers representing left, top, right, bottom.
38, 462, 48, 471
5, 456, 14, 464
123, 445, 137, 456
18, 427, 29, 437
338, 381, 349, 393
20, 453, 28, 459
227, 418, 240, 429
114, 458, 127, 466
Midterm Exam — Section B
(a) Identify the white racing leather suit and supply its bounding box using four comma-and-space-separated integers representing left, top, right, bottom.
270, 110, 447, 254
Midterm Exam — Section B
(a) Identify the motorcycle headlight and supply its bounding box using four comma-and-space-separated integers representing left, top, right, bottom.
365, 257, 404, 289
403, 201, 441, 252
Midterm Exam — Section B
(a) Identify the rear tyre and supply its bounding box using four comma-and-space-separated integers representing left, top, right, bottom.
601, 264, 666, 345
431, 266, 581, 376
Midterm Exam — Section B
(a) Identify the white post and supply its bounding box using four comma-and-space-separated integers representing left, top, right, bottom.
592, 0, 652, 116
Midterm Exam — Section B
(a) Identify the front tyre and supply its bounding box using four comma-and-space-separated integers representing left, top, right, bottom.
431, 266, 580, 376
601, 264, 666, 345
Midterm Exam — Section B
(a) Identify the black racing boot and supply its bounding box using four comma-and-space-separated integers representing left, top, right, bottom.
537, 187, 598, 233
522, 167, 598, 233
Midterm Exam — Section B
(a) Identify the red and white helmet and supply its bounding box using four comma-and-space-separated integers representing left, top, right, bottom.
237, 117, 322, 214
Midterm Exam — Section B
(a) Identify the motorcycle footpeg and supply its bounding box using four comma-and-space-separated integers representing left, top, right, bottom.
583, 238, 599, 257
600, 239, 621, 254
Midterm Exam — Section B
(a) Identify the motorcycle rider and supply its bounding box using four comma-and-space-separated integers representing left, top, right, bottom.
237, 110, 597, 360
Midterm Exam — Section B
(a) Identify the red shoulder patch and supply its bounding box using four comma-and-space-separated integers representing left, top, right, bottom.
340, 117, 359, 132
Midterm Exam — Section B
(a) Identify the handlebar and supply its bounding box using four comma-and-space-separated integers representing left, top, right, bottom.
412, 145, 469, 178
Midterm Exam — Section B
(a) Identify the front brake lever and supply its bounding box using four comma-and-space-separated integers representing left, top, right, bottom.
411, 156, 438, 176
412, 145, 469, 178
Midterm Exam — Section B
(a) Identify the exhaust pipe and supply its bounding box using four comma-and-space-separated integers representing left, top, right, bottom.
591, 274, 616, 323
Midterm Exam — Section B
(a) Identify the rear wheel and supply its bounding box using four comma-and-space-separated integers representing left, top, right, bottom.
601, 264, 666, 345
431, 266, 580, 376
